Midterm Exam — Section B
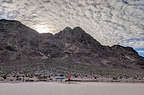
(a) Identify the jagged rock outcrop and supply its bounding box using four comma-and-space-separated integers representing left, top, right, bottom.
0, 19, 144, 74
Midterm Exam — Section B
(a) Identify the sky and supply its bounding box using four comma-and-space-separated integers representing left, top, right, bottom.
134, 48, 144, 57
0, 0, 144, 56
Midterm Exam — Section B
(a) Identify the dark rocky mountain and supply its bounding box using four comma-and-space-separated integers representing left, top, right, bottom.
0, 19, 41, 66
0, 19, 144, 78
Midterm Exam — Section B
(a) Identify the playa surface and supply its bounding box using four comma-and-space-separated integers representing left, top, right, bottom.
0, 82, 144, 95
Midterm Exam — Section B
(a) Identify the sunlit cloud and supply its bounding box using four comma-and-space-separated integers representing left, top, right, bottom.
33, 24, 55, 34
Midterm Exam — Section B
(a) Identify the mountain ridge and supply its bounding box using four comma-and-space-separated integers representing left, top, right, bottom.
0, 19, 144, 79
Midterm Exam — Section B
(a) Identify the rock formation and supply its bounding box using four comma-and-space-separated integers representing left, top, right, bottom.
0, 19, 144, 78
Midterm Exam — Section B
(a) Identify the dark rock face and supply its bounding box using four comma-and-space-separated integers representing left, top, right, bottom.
0, 19, 41, 66
0, 19, 144, 74
55, 27, 101, 48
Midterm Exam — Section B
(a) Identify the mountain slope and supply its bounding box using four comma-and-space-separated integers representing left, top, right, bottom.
40, 26, 144, 69
0, 19, 144, 78
0, 19, 41, 66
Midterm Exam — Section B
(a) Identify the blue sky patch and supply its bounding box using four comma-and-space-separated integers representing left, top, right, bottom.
134, 48, 144, 57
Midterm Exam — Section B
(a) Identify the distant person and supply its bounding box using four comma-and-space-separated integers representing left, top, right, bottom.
67, 76, 71, 81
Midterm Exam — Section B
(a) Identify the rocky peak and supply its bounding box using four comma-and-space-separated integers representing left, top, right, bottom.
73, 27, 85, 32
63, 26, 73, 32
55, 26, 101, 48
60, 26, 86, 36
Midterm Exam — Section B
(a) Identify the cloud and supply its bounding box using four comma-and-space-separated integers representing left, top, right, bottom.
0, 0, 144, 48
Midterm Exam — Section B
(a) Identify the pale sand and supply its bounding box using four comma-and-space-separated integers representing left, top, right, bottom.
0, 82, 144, 95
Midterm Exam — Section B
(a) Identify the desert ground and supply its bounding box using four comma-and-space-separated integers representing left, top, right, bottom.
0, 82, 144, 95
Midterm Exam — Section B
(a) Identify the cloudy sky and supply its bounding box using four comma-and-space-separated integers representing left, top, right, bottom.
0, 0, 144, 56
